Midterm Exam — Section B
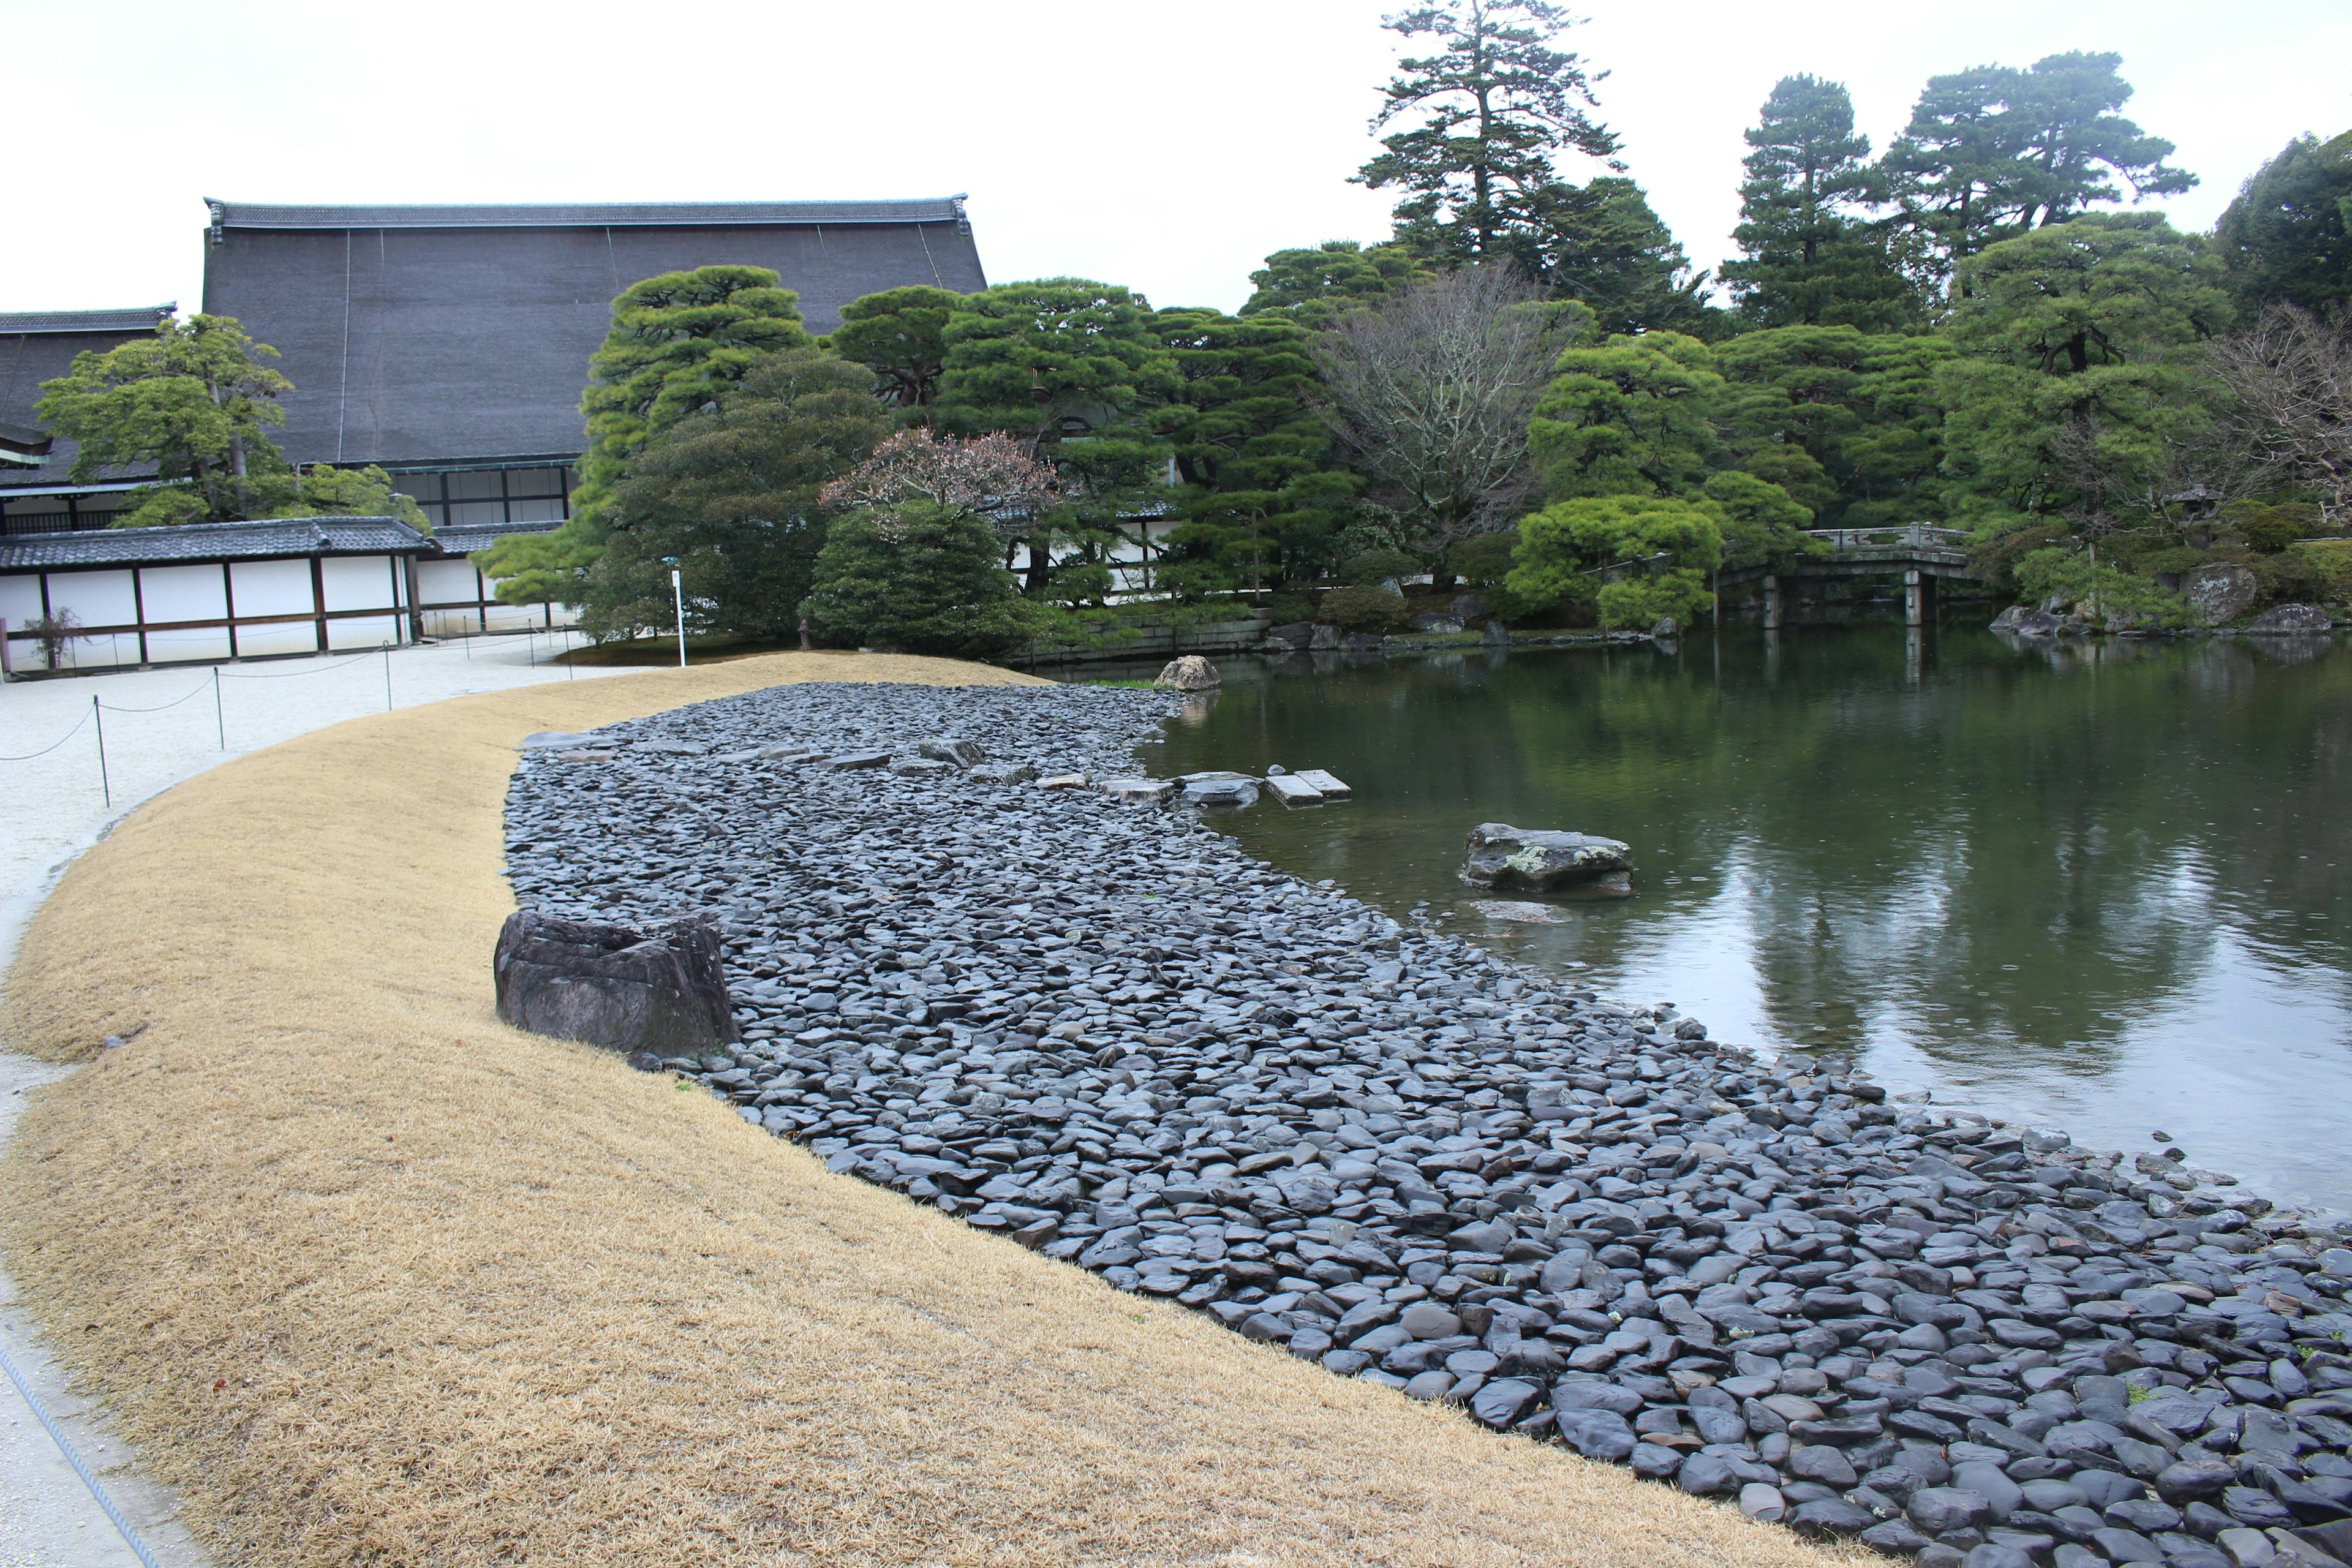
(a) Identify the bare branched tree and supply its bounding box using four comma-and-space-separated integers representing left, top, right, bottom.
2207, 303, 2352, 524
1311, 265, 1569, 562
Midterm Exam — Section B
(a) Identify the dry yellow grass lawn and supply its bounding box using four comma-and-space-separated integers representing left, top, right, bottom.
0, 650, 1852, 1567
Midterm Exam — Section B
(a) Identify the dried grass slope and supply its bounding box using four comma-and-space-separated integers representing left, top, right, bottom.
0, 650, 1843, 1567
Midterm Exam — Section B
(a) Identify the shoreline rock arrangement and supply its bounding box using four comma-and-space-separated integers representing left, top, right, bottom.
502, 680, 2352, 1568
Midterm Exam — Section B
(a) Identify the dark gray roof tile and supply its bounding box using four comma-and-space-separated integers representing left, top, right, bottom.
0, 515, 429, 571
208, 198, 967, 230
0, 305, 176, 334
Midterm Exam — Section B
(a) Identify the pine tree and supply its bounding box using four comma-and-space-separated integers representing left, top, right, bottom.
2214, 130, 2352, 315
1536, 176, 1722, 336
1879, 52, 2194, 292
1354, 1, 1618, 266
1722, 75, 1915, 330
827, 285, 965, 417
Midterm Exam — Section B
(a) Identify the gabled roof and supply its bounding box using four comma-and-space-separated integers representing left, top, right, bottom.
0, 305, 175, 336
0, 515, 431, 571
203, 196, 990, 469
208, 198, 968, 230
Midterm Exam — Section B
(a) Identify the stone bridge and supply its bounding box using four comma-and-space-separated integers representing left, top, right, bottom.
1718, 525, 1981, 628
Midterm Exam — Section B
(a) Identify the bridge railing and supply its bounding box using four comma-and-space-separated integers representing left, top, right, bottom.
1805, 524, 1972, 552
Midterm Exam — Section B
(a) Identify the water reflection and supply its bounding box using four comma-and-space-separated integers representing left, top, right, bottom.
1135, 628, 2352, 1211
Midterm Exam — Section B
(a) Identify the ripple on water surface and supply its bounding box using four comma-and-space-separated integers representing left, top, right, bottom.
1136, 628, 2352, 1211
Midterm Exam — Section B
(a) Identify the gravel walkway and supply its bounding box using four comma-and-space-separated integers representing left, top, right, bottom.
502, 680, 2352, 1568
0, 632, 623, 901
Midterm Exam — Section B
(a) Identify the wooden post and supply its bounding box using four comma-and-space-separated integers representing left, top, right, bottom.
308, 556, 328, 652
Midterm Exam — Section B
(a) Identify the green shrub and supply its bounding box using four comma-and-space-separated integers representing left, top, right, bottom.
802, 500, 1047, 658
2011, 547, 2190, 629
2290, 539, 2352, 601
1507, 494, 1722, 628
1317, 584, 1411, 631
2252, 547, 2331, 608
1338, 548, 1422, 586
1446, 530, 1518, 587
2221, 500, 2327, 554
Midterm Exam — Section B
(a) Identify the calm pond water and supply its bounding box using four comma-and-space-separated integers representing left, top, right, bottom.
1129, 628, 2352, 1213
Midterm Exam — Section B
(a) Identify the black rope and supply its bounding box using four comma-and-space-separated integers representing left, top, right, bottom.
0, 708, 92, 761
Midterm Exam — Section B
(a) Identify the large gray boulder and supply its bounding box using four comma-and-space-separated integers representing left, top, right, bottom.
1459, 823, 1634, 895
1265, 621, 1316, 650
2244, 602, 2333, 635
1155, 655, 1221, 691
1407, 612, 1465, 633
1991, 606, 2062, 638
494, 911, 737, 1057
2185, 562, 2259, 626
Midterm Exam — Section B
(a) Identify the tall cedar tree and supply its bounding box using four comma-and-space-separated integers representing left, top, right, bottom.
36, 315, 290, 519
937, 279, 1179, 596
1724, 76, 1916, 331
579, 349, 891, 643
1153, 306, 1357, 595
482, 266, 808, 605
2214, 131, 2352, 315
826, 285, 965, 416
1355, 2, 1619, 267
1879, 52, 2194, 290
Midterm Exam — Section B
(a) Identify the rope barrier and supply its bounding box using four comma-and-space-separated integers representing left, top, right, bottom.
0, 708, 92, 762
217, 649, 382, 680
94, 677, 214, 715
0, 1341, 164, 1568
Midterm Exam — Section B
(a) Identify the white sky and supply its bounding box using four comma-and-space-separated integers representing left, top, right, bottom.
7, 0, 2349, 320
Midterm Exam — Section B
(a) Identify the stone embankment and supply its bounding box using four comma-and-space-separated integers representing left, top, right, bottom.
502, 681, 2352, 1568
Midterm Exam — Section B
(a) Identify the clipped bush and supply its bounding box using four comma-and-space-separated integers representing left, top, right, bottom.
2011, 547, 2190, 629
1447, 530, 1518, 587
802, 500, 1047, 658
1338, 548, 1422, 586
2290, 538, 2352, 601
1317, 584, 1412, 632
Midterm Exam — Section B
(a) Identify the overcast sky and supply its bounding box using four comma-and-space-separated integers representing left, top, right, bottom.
9, 0, 2349, 320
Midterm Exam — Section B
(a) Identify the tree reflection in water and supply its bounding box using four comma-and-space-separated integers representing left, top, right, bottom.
1138, 628, 2352, 1208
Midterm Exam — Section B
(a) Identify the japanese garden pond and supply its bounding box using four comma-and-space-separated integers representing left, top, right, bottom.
1128, 627, 2352, 1213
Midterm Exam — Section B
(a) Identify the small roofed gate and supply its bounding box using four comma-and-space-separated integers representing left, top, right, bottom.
0, 516, 434, 673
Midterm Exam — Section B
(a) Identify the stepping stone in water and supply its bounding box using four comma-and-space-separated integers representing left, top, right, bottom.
1264, 774, 1325, 806
1472, 900, 1563, 924
1291, 768, 1352, 798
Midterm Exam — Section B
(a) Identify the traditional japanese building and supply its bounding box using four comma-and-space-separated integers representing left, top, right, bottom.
198, 197, 988, 530
2, 197, 988, 541
0, 304, 179, 534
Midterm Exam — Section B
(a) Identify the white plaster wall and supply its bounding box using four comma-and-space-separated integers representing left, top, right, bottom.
138, 566, 228, 624
320, 556, 398, 612
42, 571, 137, 631
228, 559, 313, 619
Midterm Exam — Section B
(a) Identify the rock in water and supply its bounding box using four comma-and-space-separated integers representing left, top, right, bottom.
1472, 900, 1562, 924
1650, 617, 1679, 641
1291, 769, 1351, 799
1155, 655, 1221, 691
2184, 563, 2258, 626
1100, 777, 1177, 804
1459, 822, 1634, 895
1407, 613, 1465, 634
493, 911, 736, 1055
1991, 607, 2062, 638
1482, 620, 1509, 646
1263, 773, 1324, 806
2244, 603, 2332, 635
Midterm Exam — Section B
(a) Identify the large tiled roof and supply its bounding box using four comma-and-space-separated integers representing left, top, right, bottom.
208, 198, 968, 230
0, 516, 431, 571
0, 305, 175, 335
202, 197, 990, 469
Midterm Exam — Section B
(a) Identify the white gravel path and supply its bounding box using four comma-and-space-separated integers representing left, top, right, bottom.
0, 628, 631, 1568
1, 629, 631, 901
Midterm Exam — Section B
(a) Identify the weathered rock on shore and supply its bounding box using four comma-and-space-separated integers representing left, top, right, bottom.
503, 682, 2352, 1567
1460, 823, 1635, 896
493, 910, 737, 1056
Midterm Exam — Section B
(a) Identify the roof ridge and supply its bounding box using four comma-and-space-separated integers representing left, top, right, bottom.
0, 305, 177, 334
205, 197, 972, 231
